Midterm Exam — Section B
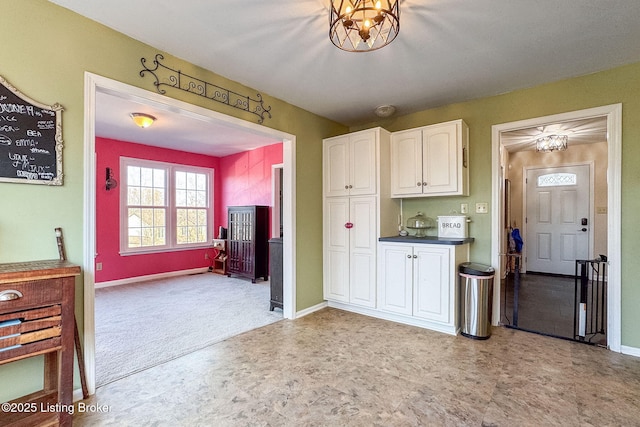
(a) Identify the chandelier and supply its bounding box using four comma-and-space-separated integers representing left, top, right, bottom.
330, 0, 400, 52
536, 135, 568, 152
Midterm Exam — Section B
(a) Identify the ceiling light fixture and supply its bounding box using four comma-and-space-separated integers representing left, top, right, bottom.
536, 134, 568, 152
130, 113, 156, 128
374, 104, 396, 118
330, 0, 400, 52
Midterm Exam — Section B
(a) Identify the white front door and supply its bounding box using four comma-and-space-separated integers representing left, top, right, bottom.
525, 165, 590, 275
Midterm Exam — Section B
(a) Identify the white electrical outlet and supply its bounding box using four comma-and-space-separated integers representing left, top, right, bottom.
96, 262, 103, 271
460, 203, 468, 214
475, 202, 488, 214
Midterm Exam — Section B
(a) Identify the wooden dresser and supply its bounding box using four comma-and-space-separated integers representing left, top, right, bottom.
0, 260, 80, 427
227, 206, 269, 283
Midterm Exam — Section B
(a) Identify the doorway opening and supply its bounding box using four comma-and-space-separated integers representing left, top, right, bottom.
83, 73, 297, 395
491, 104, 621, 351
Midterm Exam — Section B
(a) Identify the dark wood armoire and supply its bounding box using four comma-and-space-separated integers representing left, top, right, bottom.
227, 205, 269, 283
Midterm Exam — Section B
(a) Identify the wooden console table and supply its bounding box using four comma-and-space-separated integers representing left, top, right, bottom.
0, 260, 80, 427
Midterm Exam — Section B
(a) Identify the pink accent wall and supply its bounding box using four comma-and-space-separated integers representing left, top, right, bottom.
95, 137, 221, 283
95, 138, 282, 283
217, 143, 283, 234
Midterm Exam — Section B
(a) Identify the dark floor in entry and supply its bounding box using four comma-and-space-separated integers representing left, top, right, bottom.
501, 272, 605, 344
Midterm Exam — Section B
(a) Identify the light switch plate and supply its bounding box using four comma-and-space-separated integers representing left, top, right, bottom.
476, 202, 488, 214
460, 203, 468, 214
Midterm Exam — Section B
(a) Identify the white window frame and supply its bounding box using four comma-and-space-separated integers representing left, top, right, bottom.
119, 157, 213, 255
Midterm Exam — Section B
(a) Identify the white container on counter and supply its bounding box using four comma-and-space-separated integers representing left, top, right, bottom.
437, 215, 468, 238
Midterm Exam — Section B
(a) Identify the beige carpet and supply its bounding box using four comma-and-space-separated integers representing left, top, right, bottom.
95, 273, 282, 387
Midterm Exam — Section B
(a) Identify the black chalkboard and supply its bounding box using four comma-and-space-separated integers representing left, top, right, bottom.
0, 76, 63, 185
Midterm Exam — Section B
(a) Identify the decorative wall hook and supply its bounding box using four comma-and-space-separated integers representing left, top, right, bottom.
106, 167, 118, 191
139, 54, 272, 124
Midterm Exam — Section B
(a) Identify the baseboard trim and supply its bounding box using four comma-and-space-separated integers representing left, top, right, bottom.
95, 267, 210, 289
295, 301, 328, 318
620, 345, 640, 358
327, 301, 458, 336
73, 388, 85, 402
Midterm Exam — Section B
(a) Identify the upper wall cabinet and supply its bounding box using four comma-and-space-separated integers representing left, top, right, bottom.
391, 119, 469, 198
324, 129, 377, 197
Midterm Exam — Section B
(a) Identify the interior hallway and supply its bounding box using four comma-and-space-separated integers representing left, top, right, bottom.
73, 308, 640, 426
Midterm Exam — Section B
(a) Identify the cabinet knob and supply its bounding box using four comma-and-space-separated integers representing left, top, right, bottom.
345, 185, 349, 189
345, 222, 354, 229
413, 255, 418, 258
417, 182, 422, 186
422, 182, 427, 186
0, 289, 23, 301
348, 185, 353, 189
407, 255, 411, 259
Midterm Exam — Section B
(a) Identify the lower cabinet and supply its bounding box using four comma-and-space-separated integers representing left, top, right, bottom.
323, 196, 377, 308
377, 242, 469, 335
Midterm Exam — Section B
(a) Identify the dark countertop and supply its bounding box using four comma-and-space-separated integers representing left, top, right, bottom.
379, 235, 475, 245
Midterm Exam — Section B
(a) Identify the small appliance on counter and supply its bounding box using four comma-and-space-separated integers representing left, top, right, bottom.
437, 215, 469, 238
406, 212, 436, 237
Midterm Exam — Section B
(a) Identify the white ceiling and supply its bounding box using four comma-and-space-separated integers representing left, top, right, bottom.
96, 91, 282, 157
50, 0, 640, 154
501, 116, 608, 152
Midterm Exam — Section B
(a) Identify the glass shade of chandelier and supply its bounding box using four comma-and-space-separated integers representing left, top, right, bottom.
130, 113, 156, 128
535, 135, 568, 152
330, 0, 400, 52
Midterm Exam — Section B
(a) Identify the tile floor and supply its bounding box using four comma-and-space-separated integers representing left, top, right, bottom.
74, 308, 640, 426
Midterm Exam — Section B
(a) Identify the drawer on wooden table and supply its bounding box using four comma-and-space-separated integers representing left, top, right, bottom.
0, 278, 63, 312
0, 305, 62, 358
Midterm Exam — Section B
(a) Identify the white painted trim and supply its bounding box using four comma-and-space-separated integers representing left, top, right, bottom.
295, 301, 328, 318
82, 72, 98, 397
328, 301, 459, 336
271, 163, 284, 238
95, 268, 210, 289
73, 388, 85, 403
83, 72, 298, 396
491, 103, 622, 353
620, 345, 640, 358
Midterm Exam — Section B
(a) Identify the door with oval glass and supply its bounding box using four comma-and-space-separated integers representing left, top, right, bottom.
525, 164, 590, 275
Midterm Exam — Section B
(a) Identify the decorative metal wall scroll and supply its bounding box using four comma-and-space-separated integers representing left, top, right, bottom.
0, 75, 64, 185
140, 54, 272, 124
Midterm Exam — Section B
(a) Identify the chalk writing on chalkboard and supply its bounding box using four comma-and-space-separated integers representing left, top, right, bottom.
0, 76, 64, 185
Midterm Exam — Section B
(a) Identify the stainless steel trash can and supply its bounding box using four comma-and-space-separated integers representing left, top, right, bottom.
459, 262, 495, 339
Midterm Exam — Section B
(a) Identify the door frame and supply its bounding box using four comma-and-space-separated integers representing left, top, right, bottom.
522, 162, 595, 273
491, 104, 622, 352
83, 73, 297, 394
271, 163, 284, 238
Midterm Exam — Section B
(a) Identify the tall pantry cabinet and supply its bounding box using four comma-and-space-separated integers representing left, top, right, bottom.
323, 128, 399, 308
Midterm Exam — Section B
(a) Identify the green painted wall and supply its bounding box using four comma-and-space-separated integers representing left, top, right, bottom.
2, 0, 640, 403
356, 62, 640, 351
0, 0, 345, 402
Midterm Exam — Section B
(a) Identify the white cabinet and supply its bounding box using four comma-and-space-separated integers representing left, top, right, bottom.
323, 128, 398, 309
378, 241, 470, 335
324, 130, 377, 197
323, 196, 377, 307
391, 119, 469, 198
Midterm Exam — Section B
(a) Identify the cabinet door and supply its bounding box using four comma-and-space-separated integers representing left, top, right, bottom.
323, 198, 350, 302
377, 243, 413, 315
349, 131, 377, 196
413, 246, 451, 323
422, 123, 458, 195
349, 196, 377, 307
391, 129, 423, 196
324, 136, 350, 197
